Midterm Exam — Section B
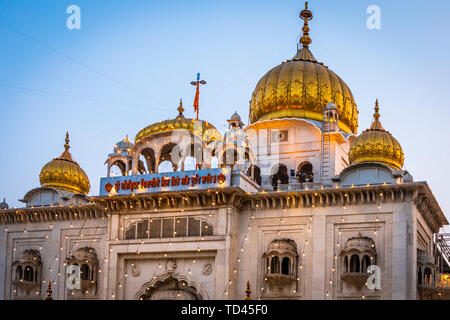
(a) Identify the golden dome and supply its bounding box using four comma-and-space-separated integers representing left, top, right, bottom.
349, 100, 404, 170
39, 133, 91, 195
249, 3, 358, 134
135, 99, 223, 143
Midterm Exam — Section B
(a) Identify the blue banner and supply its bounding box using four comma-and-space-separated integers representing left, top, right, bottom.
99, 168, 231, 196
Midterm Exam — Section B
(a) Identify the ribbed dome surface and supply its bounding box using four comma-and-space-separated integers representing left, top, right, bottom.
349, 101, 404, 170
39, 133, 90, 195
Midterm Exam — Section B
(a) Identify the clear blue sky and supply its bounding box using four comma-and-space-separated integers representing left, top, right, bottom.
1, 0, 449, 224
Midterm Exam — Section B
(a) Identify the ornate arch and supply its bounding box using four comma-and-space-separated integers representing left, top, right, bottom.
134, 273, 209, 300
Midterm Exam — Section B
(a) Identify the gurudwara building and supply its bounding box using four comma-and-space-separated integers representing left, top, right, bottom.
1, 3, 449, 300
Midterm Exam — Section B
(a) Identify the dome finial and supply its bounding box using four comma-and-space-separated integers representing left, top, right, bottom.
299, 1, 313, 48
124, 135, 130, 143
64, 132, 70, 152
176, 98, 185, 119
370, 99, 384, 130
374, 99, 380, 120
178, 98, 184, 114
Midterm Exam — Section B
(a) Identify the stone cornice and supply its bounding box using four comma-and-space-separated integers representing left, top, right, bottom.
93, 188, 248, 213
0, 203, 105, 225
2, 183, 446, 234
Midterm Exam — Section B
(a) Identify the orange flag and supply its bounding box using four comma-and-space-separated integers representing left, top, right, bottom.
193, 83, 200, 117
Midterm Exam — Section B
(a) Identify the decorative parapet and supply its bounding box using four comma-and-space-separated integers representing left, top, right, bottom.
0, 202, 105, 225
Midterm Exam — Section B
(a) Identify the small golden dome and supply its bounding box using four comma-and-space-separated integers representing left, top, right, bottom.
349, 100, 404, 170
249, 3, 358, 134
135, 99, 223, 143
39, 133, 91, 195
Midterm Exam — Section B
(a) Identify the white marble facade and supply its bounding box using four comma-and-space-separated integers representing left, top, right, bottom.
0, 143, 447, 300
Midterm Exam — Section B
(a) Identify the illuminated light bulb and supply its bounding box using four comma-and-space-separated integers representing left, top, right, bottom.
326, 292, 330, 297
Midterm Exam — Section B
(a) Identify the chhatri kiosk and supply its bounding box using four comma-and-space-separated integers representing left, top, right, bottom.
0, 3, 448, 300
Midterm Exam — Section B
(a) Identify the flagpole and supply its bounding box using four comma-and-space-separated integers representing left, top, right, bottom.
191, 73, 206, 120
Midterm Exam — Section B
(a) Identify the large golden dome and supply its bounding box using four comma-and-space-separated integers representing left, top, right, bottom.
349, 100, 404, 170
39, 133, 91, 195
249, 3, 358, 134
135, 99, 223, 143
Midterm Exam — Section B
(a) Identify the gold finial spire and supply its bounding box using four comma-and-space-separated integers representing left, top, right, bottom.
45, 281, 53, 300
59, 132, 74, 161
374, 99, 380, 120
299, 1, 313, 48
176, 98, 185, 119
64, 132, 70, 151
370, 99, 384, 130
244, 281, 252, 300
124, 135, 130, 143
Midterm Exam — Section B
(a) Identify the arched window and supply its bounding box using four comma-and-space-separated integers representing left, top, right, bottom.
281, 257, 290, 275
271, 164, 289, 189
158, 160, 175, 173
271, 256, 280, 274
361, 255, 371, 273
16, 265, 23, 281
183, 156, 197, 171
418, 268, 423, 285
424, 268, 432, 286
110, 160, 127, 177
247, 165, 261, 185
141, 148, 156, 173
350, 254, 360, 273
297, 162, 314, 183
81, 264, 90, 281
210, 156, 219, 169
24, 265, 34, 282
